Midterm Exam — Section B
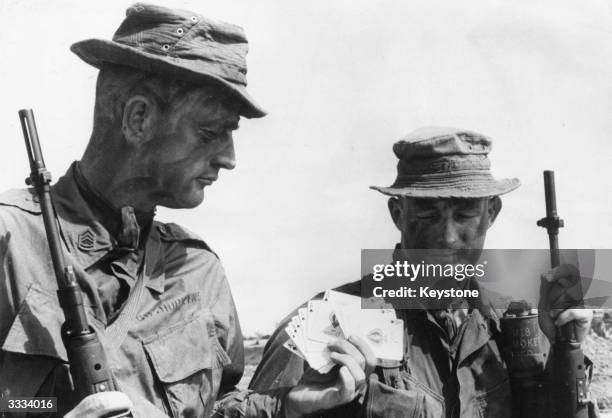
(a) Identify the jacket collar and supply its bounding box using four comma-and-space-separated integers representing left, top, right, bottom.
51, 162, 165, 293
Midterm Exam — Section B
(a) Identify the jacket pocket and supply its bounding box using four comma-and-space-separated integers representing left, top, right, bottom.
143, 311, 231, 418
473, 377, 511, 418
365, 374, 425, 418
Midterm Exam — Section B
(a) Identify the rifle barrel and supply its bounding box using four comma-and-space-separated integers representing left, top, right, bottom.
17, 109, 119, 400
543, 171, 561, 267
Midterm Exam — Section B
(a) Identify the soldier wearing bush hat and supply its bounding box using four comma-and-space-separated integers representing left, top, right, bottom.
247, 126, 596, 417
0, 3, 281, 417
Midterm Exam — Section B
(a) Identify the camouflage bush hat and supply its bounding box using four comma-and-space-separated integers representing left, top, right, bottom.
70, 3, 265, 118
370, 127, 520, 198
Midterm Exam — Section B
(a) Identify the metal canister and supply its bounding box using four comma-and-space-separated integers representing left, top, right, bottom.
500, 300, 548, 418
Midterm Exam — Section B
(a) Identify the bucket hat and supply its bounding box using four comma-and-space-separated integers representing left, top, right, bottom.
371, 127, 520, 198
71, 3, 265, 118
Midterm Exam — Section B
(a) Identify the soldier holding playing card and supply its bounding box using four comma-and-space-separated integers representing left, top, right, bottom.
244, 127, 597, 417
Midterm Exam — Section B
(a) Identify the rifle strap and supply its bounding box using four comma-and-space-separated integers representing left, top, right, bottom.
104, 266, 146, 351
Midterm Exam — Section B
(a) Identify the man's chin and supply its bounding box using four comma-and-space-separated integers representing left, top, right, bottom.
159, 190, 205, 209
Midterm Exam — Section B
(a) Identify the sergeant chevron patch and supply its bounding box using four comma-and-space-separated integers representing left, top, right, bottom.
78, 229, 95, 251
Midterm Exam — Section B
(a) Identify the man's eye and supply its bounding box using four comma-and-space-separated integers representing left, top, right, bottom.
456, 211, 479, 219
198, 129, 218, 141
416, 212, 438, 220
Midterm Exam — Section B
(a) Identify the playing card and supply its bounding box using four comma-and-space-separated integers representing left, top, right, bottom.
339, 314, 404, 361
283, 290, 404, 372
298, 307, 308, 326
362, 295, 396, 311
323, 290, 363, 314
369, 318, 403, 361
285, 324, 306, 357
325, 291, 394, 339
298, 300, 327, 352
307, 291, 366, 343
336, 309, 395, 340
283, 340, 305, 360
286, 314, 334, 372
291, 316, 305, 343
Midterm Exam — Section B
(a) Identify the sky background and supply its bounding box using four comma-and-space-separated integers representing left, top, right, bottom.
1, 0, 611, 335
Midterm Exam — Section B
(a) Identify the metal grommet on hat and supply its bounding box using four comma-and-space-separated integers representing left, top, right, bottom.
161, 44, 170, 51
177, 27, 184, 35
190, 16, 197, 22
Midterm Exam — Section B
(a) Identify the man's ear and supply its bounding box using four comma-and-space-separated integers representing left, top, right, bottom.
487, 196, 502, 227
388, 197, 404, 231
122, 95, 157, 146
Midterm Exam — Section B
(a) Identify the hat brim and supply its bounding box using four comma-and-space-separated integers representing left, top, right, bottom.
370, 176, 520, 198
70, 39, 266, 119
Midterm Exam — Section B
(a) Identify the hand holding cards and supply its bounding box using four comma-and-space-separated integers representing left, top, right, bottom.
283, 290, 404, 373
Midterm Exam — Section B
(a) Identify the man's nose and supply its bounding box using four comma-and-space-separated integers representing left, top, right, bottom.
212, 136, 236, 170
442, 218, 460, 247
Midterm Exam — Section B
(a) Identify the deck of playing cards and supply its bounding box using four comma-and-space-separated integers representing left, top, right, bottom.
283, 290, 404, 373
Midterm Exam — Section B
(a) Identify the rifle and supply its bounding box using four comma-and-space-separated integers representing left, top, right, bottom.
537, 170, 588, 418
18, 109, 128, 413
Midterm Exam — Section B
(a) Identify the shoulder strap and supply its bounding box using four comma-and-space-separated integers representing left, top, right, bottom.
0, 188, 41, 214
157, 222, 217, 257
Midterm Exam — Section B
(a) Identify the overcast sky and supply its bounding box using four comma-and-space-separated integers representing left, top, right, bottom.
1, 0, 611, 335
